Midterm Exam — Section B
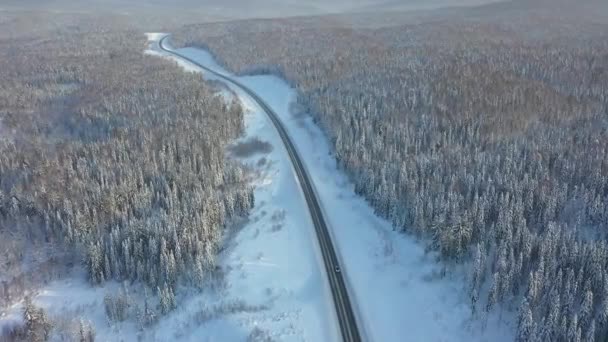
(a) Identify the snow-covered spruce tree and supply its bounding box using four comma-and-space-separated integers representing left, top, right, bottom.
516, 299, 534, 342
23, 297, 52, 342
79, 319, 96, 342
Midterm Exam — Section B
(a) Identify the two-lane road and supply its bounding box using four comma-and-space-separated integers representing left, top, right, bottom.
158, 35, 362, 342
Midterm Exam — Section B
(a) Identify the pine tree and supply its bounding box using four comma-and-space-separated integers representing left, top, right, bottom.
584, 319, 595, 342
194, 258, 205, 289
517, 298, 534, 342
167, 251, 177, 286
104, 254, 112, 280
526, 271, 539, 306
158, 285, 170, 315
79, 319, 96, 342
23, 297, 52, 342
168, 287, 177, 311
79, 320, 87, 342
580, 289, 594, 330
568, 314, 580, 342
599, 282, 608, 327
87, 242, 104, 284
141, 287, 157, 328
104, 294, 116, 322
486, 272, 499, 313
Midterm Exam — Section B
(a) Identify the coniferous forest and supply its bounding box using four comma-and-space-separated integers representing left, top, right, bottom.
174, 2, 608, 340
1, 1, 608, 341
0, 13, 252, 339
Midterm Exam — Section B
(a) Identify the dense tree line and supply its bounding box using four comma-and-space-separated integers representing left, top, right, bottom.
0, 11, 253, 330
175, 2, 608, 340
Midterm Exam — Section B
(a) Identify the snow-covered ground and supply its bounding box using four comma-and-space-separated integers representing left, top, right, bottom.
148, 34, 516, 342
0, 33, 514, 342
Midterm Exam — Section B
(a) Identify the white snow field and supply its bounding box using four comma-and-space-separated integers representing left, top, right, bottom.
148, 34, 516, 342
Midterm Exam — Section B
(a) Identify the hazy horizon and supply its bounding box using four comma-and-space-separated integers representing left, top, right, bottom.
0, 0, 508, 21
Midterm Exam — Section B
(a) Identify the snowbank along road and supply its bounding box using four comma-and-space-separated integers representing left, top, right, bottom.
158, 35, 363, 342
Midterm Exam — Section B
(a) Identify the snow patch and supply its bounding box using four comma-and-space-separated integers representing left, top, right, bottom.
145, 32, 167, 42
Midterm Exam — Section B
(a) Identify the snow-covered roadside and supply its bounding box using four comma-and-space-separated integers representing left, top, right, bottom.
145, 33, 339, 341
152, 34, 517, 341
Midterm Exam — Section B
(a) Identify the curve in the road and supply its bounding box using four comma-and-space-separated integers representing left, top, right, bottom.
158, 35, 362, 342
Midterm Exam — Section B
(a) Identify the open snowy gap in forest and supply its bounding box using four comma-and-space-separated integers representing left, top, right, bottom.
0, 33, 338, 342
152, 33, 517, 341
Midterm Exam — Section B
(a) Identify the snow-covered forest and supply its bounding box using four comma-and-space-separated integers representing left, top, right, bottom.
0, 13, 252, 340
1, 0, 607, 341
173, 1, 608, 340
